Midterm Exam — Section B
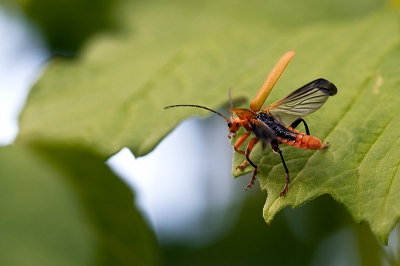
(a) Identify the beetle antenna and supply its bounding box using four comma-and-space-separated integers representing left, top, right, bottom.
229, 88, 233, 110
164, 104, 230, 123
228, 88, 235, 120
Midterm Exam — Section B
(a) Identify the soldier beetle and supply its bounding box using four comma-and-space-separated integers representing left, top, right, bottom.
165, 51, 337, 196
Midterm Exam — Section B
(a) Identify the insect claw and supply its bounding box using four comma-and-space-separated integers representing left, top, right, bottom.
279, 183, 289, 197
236, 165, 245, 170
245, 168, 258, 190
245, 177, 255, 190
236, 159, 248, 170
279, 173, 290, 197
322, 142, 330, 149
228, 132, 236, 139
245, 183, 253, 190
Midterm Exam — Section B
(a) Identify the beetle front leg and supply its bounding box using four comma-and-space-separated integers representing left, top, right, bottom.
234, 131, 251, 170
233, 131, 251, 155
233, 132, 260, 190
236, 136, 258, 170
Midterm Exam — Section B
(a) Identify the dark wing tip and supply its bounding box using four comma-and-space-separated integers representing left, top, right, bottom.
326, 82, 338, 96
315, 78, 338, 96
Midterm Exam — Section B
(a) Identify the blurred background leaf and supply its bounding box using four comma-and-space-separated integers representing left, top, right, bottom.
0, 143, 161, 265
162, 194, 382, 266
13, 0, 122, 54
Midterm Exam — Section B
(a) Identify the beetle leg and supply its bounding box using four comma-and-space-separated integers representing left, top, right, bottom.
237, 137, 258, 170
245, 138, 259, 168
242, 138, 259, 190
271, 140, 290, 197
233, 131, 251, 155
289, 118, 310, 135
237, 159, 248, 170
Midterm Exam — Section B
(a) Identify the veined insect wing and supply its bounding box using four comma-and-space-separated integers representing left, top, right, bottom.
262, 78, 338, 126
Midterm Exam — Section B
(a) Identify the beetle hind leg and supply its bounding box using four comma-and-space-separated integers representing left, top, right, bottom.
289, 118, 310, 135
271, 140, 290, 197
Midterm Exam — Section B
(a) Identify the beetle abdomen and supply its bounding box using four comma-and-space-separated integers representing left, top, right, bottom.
280, 129, 323, 150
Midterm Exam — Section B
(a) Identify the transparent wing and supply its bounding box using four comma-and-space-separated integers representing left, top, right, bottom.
262, 78, 337, 126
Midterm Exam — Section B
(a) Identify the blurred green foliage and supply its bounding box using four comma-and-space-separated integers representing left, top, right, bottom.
0, 143, 161, 265
17, 0, 122, 54
163, 194, 382, 266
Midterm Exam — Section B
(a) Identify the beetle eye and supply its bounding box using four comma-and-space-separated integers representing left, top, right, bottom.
228, 122, 232, 127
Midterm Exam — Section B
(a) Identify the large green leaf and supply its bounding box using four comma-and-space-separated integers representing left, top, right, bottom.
18, 0, 387, 156
338, 47, 400, 243
232, 9, 400, 244
16, 0, 399, 244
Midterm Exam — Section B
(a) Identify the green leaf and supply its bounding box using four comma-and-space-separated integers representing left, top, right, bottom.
233, 9, 400, 244
18, 0, 388, 156
16, 0, 400, 244
0, 144, 161, 265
